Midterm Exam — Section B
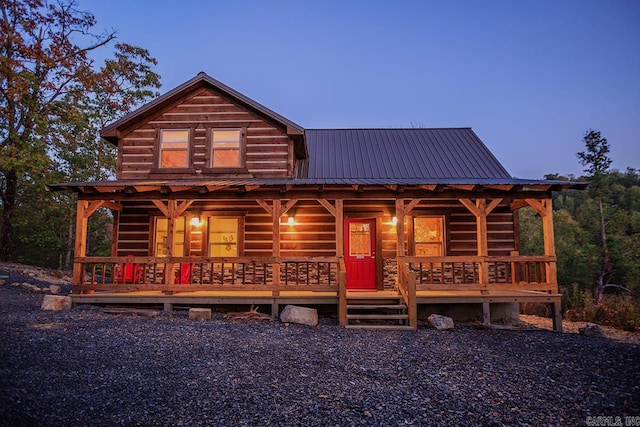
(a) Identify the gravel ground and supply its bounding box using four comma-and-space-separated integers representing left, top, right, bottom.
1, 270, 639, 427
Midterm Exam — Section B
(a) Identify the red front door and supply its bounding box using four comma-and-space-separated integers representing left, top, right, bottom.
344, 218, 377, 290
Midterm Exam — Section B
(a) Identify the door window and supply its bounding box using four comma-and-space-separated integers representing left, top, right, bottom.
349, 222, 371, 257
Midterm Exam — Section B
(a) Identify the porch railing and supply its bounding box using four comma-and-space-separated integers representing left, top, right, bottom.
398, 255, 558, 293
74, 256, 342, 294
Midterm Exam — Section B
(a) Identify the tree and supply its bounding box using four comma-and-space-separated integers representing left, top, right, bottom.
576, 129, 613, 303
0, 0, 160, 261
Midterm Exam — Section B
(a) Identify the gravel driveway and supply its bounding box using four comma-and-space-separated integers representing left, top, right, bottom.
1, 275, 639, 426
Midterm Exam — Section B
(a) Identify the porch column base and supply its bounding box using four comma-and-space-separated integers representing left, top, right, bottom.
271, 302, 279, 318
552, 300, 563, 333
163, 302, 173, 313
482, 300, 490, 325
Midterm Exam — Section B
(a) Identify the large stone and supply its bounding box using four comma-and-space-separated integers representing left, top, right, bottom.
579, 322, 603, 338
0, 279, 6, 285
49, 284, 61, 295
427, 314, 455, 330
41, 295, 72, 311
280, 305, 318, 326
189, 307, 212, 321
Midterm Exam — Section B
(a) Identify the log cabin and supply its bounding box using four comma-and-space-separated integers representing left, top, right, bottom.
48, 72, 586, 330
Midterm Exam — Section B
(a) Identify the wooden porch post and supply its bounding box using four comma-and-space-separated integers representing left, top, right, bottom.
335, 199, 344, 257
524, 198, 558, 290
460, 198, 502, 286
72, 200, 88, 285
395, 199, 406, 257
272, 199, 281, 297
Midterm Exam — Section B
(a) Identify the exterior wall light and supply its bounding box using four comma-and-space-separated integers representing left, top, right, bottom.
391, 216, 398, 226
190, 216, 202, 227
287, 215, 295, 226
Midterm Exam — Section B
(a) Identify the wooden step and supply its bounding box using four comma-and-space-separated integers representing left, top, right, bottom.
347, 313, 408, 320
345, 324, 415, 330
346, 304, 406, 310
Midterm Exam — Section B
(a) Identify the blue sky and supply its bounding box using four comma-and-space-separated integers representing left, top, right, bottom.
81, 0, 639, 179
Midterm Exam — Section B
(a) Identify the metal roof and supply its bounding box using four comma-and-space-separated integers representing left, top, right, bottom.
297, 128, 511, 179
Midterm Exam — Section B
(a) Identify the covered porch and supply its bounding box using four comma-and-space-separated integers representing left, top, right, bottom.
64, 180, 564, 331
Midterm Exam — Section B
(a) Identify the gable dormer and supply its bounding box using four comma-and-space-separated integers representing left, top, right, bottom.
101, 72, 306, 179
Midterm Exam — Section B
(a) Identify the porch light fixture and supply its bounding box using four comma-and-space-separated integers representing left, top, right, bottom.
287, 215, 295, 226
391, 216, 398, 226
190, 216, 202, 227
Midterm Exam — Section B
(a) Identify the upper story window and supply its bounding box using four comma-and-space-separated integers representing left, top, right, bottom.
159, 129, 189, 168
211, 129, 241, 168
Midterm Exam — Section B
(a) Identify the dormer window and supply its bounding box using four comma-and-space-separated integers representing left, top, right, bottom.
159, 129, 190, 168
211, 129, 242, 168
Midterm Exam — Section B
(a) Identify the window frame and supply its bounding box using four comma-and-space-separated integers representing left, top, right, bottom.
411, 215, 447, 257
151, 216, 187, 257
154, 128, 193, 170
204, 214, 245, 257
204, 127, 247, 173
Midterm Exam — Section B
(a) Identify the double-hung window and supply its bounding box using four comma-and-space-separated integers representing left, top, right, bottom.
211, 129, 241, 168
159, 129, 189, 168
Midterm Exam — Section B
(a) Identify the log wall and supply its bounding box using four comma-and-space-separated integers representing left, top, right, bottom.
117, 87, 292, 179
115, 199, 516, 258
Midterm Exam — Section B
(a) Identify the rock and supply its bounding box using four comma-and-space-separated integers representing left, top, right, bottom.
41, 295, 72, 311
579, 322, 603, 338
20, 283, 41, 293
0, 279, 6, 285
428, 314, 454, 330
49, 285, 61, 295
280, 305, 318, 326
10, 282, 21, 287
189, 308, 212, 321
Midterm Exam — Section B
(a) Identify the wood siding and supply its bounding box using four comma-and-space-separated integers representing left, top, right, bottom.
115, 199, 516, 258
117, 87, 292, 179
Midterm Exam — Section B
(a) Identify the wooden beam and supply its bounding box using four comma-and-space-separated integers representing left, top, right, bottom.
174, 200, 193, 217
272, 200, 281, 257
485, 198, 503, 215
336, 199, 344, 257
256, 199, 273, 216
525, 199, 547, 217
318, 199, 336, 217
419, 184, 437, 191
404, 199, 422, 215
83, 201, 103, 218
206, 185, 226, 192
152, 200, 169, 217
384, 185, 398, 191
73, 201, 88, 284
241, 185, 260, 193
459, 198, 480, 217
100, 201, 123, 212
396, 199, 406, 256
509, 200, 529, 211
447, 184, 476, 191
475, 199, 489, 257
280, 199, 298, 217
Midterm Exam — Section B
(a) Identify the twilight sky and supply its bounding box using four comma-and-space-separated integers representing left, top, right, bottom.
80, 0, 639, 179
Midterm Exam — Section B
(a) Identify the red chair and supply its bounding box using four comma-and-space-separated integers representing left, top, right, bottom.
114, 255, 142, 284
175, 262, 192, 284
